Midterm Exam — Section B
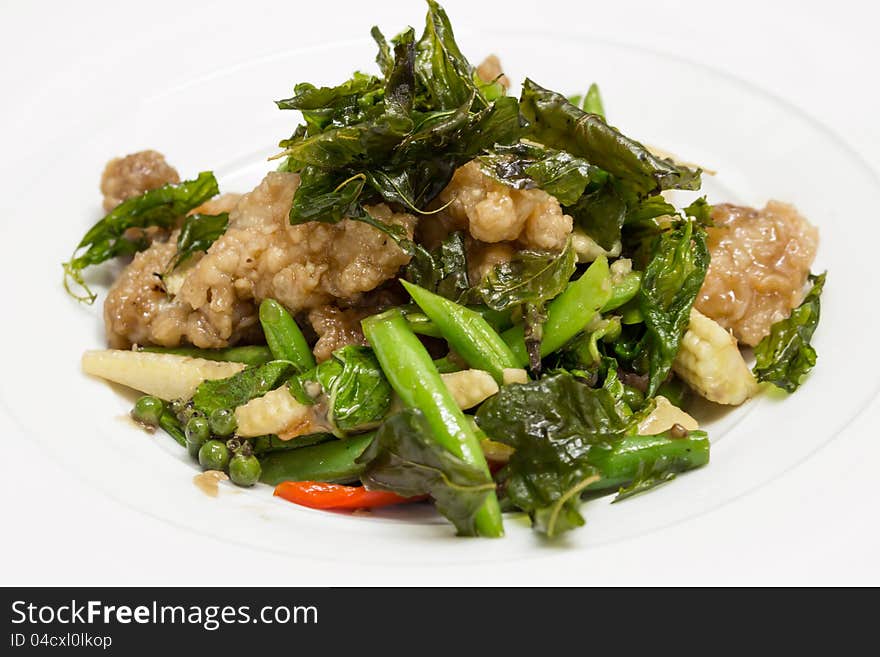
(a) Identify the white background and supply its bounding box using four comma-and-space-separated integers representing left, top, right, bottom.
1, 0, 878, 585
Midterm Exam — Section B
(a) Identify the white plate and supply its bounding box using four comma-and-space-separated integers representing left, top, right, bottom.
1, 26, 879, 566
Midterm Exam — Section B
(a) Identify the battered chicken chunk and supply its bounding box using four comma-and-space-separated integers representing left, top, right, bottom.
104, 172, 416, 349
100, 150, 180, 212
695, 201, 819, 346
438, 161, 573, 252
308, 305, 372, 362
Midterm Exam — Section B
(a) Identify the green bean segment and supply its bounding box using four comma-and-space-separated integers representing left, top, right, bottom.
402, 280, 518, 383
602, 271, 641, 312
259, 434, 374, 485
259, 299, 315, 371
362, 308, 504, 537
503, 256, 612, 366
158, 407, 187, 448
584, 431, 710, 494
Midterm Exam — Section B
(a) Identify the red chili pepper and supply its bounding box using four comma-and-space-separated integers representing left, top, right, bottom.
274, 481, 426, 510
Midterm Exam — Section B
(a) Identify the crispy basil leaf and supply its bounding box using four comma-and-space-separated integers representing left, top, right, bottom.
414, 0, 484, 110
311, 346, 392, 433
280, 113, 414, 170
566, 179, 631, 250
477, 241, 576, 370
276, 72, 384, 134
476, 372, 628, 536
627, 194, 677, 224
192, 360, 297, 415
477, 372, 710, 536
477, 240, 576, 311
476, 372, 628, 451
753, 272, 826, 392
520, 79, 701, 195
371, 26, 394, 78
364, 97, 521, 211
358, 408, 496, 536
384, 28, 416, 120
171, 212, 228, 270
289, 168, 366, 224
638, 220, 710, 396
432, 231, 471, 298
478, 142, 597, 206
63, 171, 219, 303
277, 2, 523, 235
683, 196, 713, 225
404, 231, 470, 299
454, 95, 523, 155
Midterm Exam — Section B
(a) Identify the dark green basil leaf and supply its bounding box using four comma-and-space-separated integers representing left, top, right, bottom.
192, 360, 297, 415
477, 241, 576, 371
476, 372, 628, 451
358, 408, 496, 536
171, 212, 228, 270
638, 220, 710, 396
476, 372, 710, 536
627, 194, 677, 224
371, 26, 393, 78
566, 179, 631, 250
404, 231, 470, 300
479, 142, 597, 206
276, 74, 380, 111
279, 114, 413, 170
384, 28, 416, 120
289, 168, 366, 224
476, 372, 627, 536
414, 0, 483, 110
753, 272, 826, 392
477, 240, 576, 312
312, 346, 392, 433
520, 79, 701, 195
63, 171, 219, 303
683, 196, 712, 225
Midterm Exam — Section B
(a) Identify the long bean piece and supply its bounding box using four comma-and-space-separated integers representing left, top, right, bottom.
402, 311, 444, 338
502, 256, 612, 366
362, 309, 504, 537
259, 299, 315, 371
584, 431, 710, 494
259, 434, 374, 485
250, 433, 334, 456
402, 305, 512, 340
158, 405, 187, 448
602, 271, 641, 312
402, 281, 518, 384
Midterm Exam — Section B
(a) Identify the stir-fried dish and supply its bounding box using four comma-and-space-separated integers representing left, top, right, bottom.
66, 1, 825, 538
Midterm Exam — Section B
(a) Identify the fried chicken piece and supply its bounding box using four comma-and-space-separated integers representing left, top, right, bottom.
100, 150, 180, 212
308, 306, 372, 362
438, 161, 572, 252
104, 171, 416, 349
695, 201, 819, 346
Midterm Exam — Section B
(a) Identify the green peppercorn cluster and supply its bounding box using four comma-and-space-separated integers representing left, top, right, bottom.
131, 395, 261, 487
